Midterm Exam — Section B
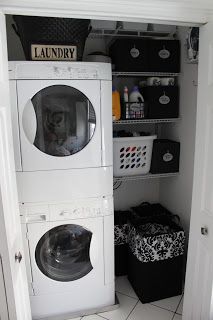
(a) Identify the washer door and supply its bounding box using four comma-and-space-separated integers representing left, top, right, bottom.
17, 80, 101, 171
35, 224, 93, 282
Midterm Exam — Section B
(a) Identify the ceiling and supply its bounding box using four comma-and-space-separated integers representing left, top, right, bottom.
0, 0, 212, 25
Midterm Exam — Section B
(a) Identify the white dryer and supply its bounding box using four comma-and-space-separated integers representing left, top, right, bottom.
20, 197, 114, 319
9, 61, 112, 172
9, 62, 113, 203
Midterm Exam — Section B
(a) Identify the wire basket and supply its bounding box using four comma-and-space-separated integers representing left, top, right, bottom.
113, 135, 157, 177
123, 102, 146, 120
12, 16, 91, 60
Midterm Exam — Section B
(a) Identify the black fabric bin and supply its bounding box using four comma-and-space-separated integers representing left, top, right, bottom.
127, 211, 185, 303
13, 15, 90, 60
114, 211, 130, 276
151, 139, 180, 174
131, 202, 172, 221
148, 40, 180, 72
128, 249, 183, 303
143, 86, 179, 119
109, 38, 149, 72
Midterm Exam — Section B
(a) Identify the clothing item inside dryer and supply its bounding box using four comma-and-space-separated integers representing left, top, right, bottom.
35, 224, 93, 282
23, 85, 96, 157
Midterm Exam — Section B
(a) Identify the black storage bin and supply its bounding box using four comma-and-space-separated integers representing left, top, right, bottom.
13, 15, 90, 60
114, 211, 130, 276
131, 202, 174, 221
127, 212, 185, 303
143, 86, 179, 119
109, 38, 149, 72
148, 40, 180, 72
128, 249, 184, 303
151, 139, 180, 174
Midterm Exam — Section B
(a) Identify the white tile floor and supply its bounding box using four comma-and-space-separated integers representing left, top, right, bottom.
71, 276, 183, 320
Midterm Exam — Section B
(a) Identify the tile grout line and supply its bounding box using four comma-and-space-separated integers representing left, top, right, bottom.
126, 299, 140, 320
115, 290, 138, 301
149, 302, 180, 314
96, 314, 110, 320
171, 312, 176, 320
174, 294, 183, 314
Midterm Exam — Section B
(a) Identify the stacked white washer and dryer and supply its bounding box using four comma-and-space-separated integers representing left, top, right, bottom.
9, 61, 114, 319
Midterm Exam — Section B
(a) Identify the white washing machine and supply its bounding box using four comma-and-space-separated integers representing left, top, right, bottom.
9, 62, 113, 203
20, 196, 114, 319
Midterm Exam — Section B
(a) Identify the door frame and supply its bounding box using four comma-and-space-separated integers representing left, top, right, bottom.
0, 1, 210, 320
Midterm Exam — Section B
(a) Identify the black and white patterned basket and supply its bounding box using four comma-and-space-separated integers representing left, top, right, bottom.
114, 223, 130, 245
128, 223, 185, 263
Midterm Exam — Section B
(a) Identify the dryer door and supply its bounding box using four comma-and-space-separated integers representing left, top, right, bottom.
17, 80, 101, 171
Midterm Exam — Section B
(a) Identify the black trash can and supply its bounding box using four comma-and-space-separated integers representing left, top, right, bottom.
114, 211, 130, 276
127, 205, 185, 303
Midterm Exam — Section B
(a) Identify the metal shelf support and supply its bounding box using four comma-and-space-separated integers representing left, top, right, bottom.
113, 118, 181, 125
113, 172, 179, 182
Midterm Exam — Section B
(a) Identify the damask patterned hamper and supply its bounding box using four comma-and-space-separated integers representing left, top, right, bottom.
127, 213, 185, 303
114, 211, 130, 276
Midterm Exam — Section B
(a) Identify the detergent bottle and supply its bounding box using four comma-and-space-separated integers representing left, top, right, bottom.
129, 86, 144, 103
112, 86, 121, 121
129, 86, 145, 119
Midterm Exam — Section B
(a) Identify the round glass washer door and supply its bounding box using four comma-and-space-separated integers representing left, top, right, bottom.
23, 85, 96, 157
35, 224, 93, 282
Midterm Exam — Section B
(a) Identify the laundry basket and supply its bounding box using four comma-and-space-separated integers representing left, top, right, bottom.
113, 135, 157, 177
114, 211, 130, 276
127, 213, 185, 303
12, 16, 91, 60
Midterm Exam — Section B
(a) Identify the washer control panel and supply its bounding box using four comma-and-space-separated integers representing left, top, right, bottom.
20, 197, 113, 223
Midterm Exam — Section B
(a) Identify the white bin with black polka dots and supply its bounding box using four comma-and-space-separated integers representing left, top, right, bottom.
113, 135, 157, 177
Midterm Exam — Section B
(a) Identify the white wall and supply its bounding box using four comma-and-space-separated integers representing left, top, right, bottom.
159, 27, 198, 234
114, 179, 159, 210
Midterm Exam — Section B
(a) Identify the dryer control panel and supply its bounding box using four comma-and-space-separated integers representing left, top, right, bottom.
9, 61, 112, 80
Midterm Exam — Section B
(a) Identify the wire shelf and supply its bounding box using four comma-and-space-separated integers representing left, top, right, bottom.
113, 172, 179, 182
112, 71, 180, 77
113, 118, 181, 125
89, 29, 173, 39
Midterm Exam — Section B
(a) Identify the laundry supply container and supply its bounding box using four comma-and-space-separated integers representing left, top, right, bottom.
127, 204, 185, 303
148, 40, 180, 72
150, 139, 180, 173
143, 86, 179, 119
12, 15, 90, 60
109, 38, 149, 72
114, 210, 130, 276
113, 135, 157, 177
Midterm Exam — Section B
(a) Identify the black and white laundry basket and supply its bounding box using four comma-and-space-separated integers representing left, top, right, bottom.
127, 205, 185, 303
114, 211, 130, 276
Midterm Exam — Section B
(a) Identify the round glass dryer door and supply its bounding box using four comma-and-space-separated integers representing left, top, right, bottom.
35, 224, 93, 282
23, 85, 96, 157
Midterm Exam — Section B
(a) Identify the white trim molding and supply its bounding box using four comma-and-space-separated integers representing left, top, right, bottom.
0, 0, 212, 25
